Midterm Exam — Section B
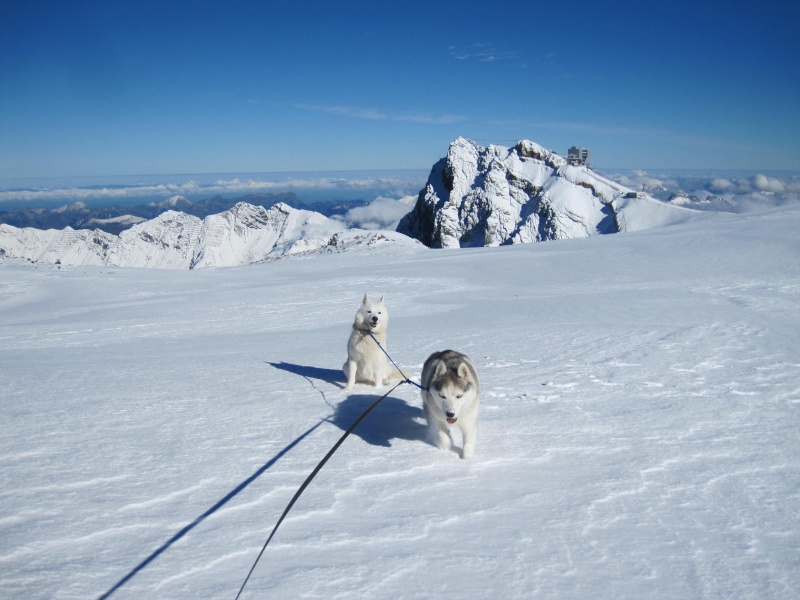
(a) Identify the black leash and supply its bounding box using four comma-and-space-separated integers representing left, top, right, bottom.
98, 420, 324, 600
234, 379, 406, 599
368, 332, 427, 391
100, 338, 423, 598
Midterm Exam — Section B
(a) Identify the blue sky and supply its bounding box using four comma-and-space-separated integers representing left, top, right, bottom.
1, 0, 799, 178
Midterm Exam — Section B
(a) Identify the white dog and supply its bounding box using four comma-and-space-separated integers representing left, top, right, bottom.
343, 294, 401, 391
420, 350, 481, 459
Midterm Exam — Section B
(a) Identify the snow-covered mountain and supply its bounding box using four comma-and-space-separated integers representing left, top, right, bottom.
0, 202, 420, 269
0, 190, 319, 234
397, 137, 699, 248
0, 138, 716, 268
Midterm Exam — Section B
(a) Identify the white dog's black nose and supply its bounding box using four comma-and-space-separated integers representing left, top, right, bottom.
371, 316, 378, 323
445, 411, 455, 419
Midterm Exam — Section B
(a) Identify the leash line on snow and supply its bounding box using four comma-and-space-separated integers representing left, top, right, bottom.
102, 341, 420, 598
98, 420, 325, 600
368, 332, 428, 391
235, 380, 406, 599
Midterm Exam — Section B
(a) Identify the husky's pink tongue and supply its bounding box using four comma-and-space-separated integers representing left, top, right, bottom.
447, 417, 457, 424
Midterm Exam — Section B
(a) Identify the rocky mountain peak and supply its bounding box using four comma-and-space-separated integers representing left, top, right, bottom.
397, 137, 694, 248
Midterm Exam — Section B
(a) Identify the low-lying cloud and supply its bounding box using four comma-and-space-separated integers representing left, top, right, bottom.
607, 171, 800, 213
3, 170, 798, 217
333, 196, 416, 230
0, 173, 427, 206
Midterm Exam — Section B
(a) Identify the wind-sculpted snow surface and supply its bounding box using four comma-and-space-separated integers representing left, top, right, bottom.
0, 202, 420, 269
1, 205, 798, 599
397, 137, 699, 247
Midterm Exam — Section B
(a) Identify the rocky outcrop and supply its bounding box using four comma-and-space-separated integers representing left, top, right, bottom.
397, 137, 695, 248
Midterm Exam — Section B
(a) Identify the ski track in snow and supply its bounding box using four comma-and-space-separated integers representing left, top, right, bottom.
1, 207, 799, 599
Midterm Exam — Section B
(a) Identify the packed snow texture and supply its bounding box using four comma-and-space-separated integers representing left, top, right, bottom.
1, 206, 799, 599
397, 138, 697, 248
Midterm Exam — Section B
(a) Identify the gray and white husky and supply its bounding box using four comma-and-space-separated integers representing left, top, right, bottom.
343, 294, 402, 391
420, 350, 481, 459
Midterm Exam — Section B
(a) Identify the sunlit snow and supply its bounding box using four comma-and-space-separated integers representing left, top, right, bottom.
1, 206, 798, 599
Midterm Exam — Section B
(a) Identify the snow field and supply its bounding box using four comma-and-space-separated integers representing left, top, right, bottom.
1, 207, 799, 599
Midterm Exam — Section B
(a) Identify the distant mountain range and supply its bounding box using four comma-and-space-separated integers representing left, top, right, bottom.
0, 138, 707, 269
0, 192, 368, 235
0, 202, 422, 269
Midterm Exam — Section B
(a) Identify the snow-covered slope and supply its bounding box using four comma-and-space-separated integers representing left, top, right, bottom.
398, 137, 699, 248
0, 202, 419, 269
1, 205, 798, 599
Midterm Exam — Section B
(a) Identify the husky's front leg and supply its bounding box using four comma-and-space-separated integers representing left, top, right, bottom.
424, 402, 452, 450
435, 424, 453, 451
458, 412, 478, 459
343, 360, 357, 391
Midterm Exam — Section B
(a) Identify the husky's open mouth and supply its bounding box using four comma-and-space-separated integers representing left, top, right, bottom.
446, 417, 457, 424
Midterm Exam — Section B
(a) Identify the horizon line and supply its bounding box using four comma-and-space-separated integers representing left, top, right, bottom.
3, 165, 800, 185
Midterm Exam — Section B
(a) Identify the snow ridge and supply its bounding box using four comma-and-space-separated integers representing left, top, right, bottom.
397, 137, 698, 248
0, 202, 419, 269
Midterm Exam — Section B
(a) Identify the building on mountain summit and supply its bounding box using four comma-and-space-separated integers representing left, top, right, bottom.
567, 146, 590, 166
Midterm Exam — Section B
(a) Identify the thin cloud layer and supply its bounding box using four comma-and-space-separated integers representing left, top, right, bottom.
0, 173, 427, 205
448, 43, 520, 64
294, 104, 467, 125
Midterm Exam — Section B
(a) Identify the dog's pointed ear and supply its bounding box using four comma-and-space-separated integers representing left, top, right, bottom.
435, 361, 448, 378
457, 362, 470, 380
362, 293, 369, 304
379, 294, 384, 302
